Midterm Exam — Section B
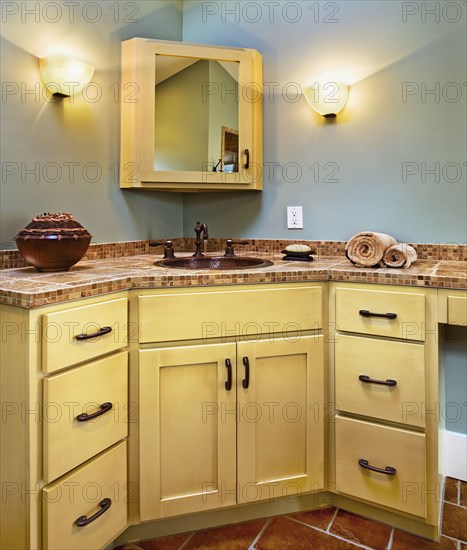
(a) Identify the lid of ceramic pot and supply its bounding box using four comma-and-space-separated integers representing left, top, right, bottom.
14, 212, 92, 240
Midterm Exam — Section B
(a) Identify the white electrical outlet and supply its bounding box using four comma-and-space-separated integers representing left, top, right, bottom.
287, 206, 303, 229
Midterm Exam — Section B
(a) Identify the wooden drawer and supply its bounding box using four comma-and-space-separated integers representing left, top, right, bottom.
43, 352, 128, 482
335, 416, 426, 517
42, 298, 128, 373
138, 285, 322, 343
335, 335, 425, 427
336, 288, 425, 341
448, 296, 467, 326
42, 442, 127, 550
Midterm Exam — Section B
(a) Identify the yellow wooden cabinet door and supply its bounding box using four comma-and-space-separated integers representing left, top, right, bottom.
447, 296, 467, 325
335, 288, 426, 341
335, 334, 426, 427
237, 336, 324, 504
43, 442, 127, 550
139, 343, 237, 520
335, 416, 426, 518
43, 351, 128, 482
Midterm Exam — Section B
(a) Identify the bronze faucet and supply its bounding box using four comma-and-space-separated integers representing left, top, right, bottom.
193, 222, 209, 257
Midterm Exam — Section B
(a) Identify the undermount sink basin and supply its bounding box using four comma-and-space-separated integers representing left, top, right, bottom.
155, 256, 273, 270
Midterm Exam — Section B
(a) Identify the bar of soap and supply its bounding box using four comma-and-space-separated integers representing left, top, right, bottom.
285, 244, 312, 253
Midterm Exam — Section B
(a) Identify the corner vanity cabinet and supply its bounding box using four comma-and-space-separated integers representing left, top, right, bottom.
120, 38, 263, 191
133, 284, 325, 520
2, 280, 463, 549
0, 293, 129, 550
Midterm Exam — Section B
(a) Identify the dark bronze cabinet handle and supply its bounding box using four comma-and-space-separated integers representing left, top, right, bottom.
244, 149, 250, 170
75, 326, 112, 341
242, 357, 250, 389
359, 310, 397, 320
359, 375, 397, 387
358, 458, 396, 476
75, 498, 112, 527
76, 402, 113, 422
225, 358, 232, 391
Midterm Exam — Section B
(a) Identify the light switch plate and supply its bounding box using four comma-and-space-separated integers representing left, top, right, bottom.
287, 206, 303, 229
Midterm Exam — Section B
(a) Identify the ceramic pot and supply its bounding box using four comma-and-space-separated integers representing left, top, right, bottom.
14, 213, 92, 271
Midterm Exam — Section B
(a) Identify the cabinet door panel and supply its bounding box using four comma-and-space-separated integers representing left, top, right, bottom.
138, 286, 322, 343
139, 343, 237, 520
335, 416, 426, 517
237, 336, 324, 503
42, 442, 127, 550
447, 296, 467, 325
43, 351, 128, 482
335, 335, 426, 427
336, 288, 425, 341
42, 298, 128, 373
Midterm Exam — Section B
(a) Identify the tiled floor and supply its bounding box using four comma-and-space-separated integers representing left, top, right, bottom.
117, 478, 467, 550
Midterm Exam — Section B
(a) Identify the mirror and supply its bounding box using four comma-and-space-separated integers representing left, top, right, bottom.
154, 56, 239, 172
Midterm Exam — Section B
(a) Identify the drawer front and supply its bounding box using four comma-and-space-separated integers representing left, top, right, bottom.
42, 298, 128, 373
335, 335, 426, 427
43, 442, 127, 550
448, 296, 467, 326
335, 416, 426, 517
43, 352, 128, 482
138, 286, 322, 343
336, 288, 425, 341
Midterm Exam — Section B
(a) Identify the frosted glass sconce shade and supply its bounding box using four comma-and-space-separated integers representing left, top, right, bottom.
39, 54, 94, 98
304, 81, 349, 118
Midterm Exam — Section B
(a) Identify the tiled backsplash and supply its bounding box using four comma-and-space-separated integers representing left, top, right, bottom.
1, 238, 466, 270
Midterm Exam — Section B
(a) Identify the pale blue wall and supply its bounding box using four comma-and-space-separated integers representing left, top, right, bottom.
1, 1, 184, 245
182, 0, 467, 244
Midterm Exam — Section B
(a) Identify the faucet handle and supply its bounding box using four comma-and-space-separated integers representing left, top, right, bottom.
149, 240, 176, 259
224, 239, 249, 257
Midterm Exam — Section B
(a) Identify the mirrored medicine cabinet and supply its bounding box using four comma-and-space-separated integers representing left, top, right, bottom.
120, 38, 263, 191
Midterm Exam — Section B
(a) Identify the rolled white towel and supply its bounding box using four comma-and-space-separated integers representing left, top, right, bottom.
382, 243, 417, 269
345, 231, 397, 267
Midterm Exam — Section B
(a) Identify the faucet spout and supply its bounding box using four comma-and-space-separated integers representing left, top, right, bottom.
193, 222, 209, 257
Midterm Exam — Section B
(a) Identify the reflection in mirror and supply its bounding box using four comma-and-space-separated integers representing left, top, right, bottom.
221, 126, 239, 172
154, 56, 239, 172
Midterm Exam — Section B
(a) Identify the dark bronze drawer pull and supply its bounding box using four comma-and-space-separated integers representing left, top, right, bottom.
76, 402, 113, 422
75, 326, 112, 341
359, 375, 397, 387
359, 310, 397, 320
225, 358, 232, 391
358, 458, 396, 476
244, 148, 250, 170
75, 498, 112, 527
242, 356, 250, 389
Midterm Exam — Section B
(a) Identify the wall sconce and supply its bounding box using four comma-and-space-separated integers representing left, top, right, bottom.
39, 54, 94, 98
303, 81, 349, 118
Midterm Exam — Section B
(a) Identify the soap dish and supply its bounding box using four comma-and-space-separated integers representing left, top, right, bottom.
281, 249, 314, 262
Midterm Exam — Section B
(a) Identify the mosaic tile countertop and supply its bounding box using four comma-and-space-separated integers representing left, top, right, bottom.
0, 251, 465, 308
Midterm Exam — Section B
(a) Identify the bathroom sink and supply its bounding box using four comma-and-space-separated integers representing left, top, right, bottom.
155, 256, 273, 270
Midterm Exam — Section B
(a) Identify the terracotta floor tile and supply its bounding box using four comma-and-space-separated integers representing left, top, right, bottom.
329, 509, 392, 550
442, 502, 467, 541
138, 533, 191, 550
392, 531, 458, 549
461, 480, 467, 508
444, 477, 459, 505
255, 516, 358, 550
183, 519, 267, 550
289, 507, 336, 530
